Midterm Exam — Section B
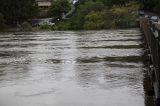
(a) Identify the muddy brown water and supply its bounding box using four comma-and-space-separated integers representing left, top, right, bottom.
0, 29, 154, 106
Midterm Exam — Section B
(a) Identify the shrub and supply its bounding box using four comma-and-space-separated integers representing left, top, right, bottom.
39, 25, 52, 30
21, 22, 33, 31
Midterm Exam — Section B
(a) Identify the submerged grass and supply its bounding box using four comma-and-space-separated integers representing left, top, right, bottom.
76, 56, 143, 63
78, 45, 142, 49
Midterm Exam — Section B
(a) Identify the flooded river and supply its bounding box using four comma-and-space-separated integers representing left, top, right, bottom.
0, 29, 153, 106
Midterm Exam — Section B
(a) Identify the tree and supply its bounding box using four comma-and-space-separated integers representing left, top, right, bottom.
138, 0, 160, 14
84, 11, 106, 30
0, 0, 38, 24
0, 13, 4, 23
54, 0, 141, 30
48, 0, 71, 19
0, 13, 5, 30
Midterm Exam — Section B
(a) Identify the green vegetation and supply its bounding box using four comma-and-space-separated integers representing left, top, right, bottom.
21, 22, 33, 31
0, 0, 38, 25
1, 0, 159, 31
54, 0, 140, 30
48, 0, 71, 19
140, 0, 160, 15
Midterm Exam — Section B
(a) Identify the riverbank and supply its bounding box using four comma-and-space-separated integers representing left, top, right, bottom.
51, 1, 140, 30
0, 1, 140, 32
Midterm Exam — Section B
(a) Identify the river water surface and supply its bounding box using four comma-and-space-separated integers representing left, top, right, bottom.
0, 29, 152, 106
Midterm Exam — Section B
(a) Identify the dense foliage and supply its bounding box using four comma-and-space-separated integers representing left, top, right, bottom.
0, 0, 159, 30
0, 13, 5, 30
48, 0, 71, 19
54, 0, 140, 30
140, 0, 160, 14
0, 0, 38, 24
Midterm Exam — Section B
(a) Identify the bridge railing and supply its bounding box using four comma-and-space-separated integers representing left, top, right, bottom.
140, 17, 160, 104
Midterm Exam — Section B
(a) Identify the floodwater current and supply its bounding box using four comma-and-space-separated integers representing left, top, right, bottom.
0, 29, 154, 106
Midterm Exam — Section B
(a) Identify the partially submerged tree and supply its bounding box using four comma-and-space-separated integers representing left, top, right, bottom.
0, 13, 4, 24
0, 13, 5, 30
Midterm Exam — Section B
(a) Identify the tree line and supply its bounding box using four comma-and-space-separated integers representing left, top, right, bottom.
0, 0, 159, 30
140, 0, 160, 14
0, 0, 38, 25
52, 0, 160, 30
53, 0, 140, 30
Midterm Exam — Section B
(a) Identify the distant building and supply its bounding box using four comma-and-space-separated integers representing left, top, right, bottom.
36, 0, 52, 9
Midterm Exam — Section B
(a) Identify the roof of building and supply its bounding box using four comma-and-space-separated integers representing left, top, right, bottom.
36, 0, 52, 7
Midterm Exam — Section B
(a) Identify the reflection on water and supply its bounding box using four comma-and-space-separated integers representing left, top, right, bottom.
0, 29, 154, 106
